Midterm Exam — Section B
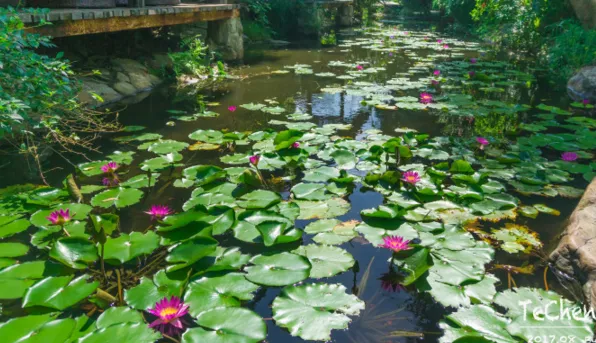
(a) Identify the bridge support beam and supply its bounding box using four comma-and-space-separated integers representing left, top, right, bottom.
337, 3, 354, 27
207, 16, 243, 61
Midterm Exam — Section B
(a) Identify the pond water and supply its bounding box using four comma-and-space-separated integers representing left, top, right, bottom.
1, 20, 595, 343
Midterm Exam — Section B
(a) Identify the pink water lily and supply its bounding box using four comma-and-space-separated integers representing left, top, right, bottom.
228, 106, 237, 112
101, 162, 119, 174
379, 235, 412, 253
431, 79, 439, 86
433, 70, 440, 76
356, 65, 364, 71
561, 152, 578, 162
47, 209, 71, 225
476, 137, 489, 146
437, 39, 443, 43
292, 142, 300, 148
443, 44, 449, 49
470, 58, 478, 64
249, 155, 260, 166
148, 296, 189, 336
388, 52, 394, 57
145, 205, 173, 220
102, 176, 120, 187
419, 92, 433, 104
401, 171, 421, 185
583, 99, 590, 106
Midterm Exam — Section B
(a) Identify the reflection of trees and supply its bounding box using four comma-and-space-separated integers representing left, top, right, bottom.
438, 112, 519, 138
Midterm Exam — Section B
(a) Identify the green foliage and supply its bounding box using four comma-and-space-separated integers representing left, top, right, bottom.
320, 31, 337, 46
434, 0, 475, 24
547, 20, 596, 82
169, 35, 225, 78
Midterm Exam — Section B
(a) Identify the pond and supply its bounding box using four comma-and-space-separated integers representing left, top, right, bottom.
1, 21, 595, 343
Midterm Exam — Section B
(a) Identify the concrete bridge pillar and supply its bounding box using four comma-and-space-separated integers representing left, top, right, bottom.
338, 3, 354, 27
207, 16, 243, 61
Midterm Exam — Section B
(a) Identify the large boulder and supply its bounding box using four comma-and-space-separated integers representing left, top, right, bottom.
208, 17, 244, 61
567, 66, 596, 102
550, 177, 596, 308
78, 79, 122, 106
569, 0, 596, 29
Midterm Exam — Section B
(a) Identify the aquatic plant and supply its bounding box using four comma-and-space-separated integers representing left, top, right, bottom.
379, 236, 411, 253
561, 152, 578, 162
476, 137, 489, 146
101, 162, 119, 174
433, 70, 441, 76
147, 296, 189, 336
419, 93, 433, 104
470, 58, 477, 64
228, 106, 237, 112
145, 205, 173, 220
46, 209, 71, 226
401, 171, 421, 185
249, 154, 260, 166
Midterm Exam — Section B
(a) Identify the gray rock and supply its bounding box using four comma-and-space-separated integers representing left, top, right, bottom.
208, 17, 244, 61
128, 71, 153, 90
550, 177, 596, 307
149, 53, 174, 71
112, 58, 148, 74
569, 0, 596, 29
115, 72, 130, 83
78, 78, 122, 106
113, 81, 137, 96
148, 74, 162, 86
568, 66, 596, 102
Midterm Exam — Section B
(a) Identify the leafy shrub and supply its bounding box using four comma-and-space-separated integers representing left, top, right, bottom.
320, 31, 337, 46
169, 35, 224, 78
547, 20, 596, 82
434, 0, 475, 24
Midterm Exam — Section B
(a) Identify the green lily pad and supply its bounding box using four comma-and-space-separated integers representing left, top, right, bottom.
103, 232, 160, 264
23, 274, 99, 310
272, 283, 365, 341
245, 252, 311, 286
292, 244, 354, 278
90, 188, 143, 209
124, 270, 185, 310
181, 307, 267, 343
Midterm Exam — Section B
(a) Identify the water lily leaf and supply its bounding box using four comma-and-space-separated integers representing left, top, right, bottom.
119, 173, 160, 189
146, 139, 189, 154
237, 190, 281, 209
450, 160, 474, 174
166, 236, 219, 272
0, 243, 28, 258
470, 193, 518, 215
533, 203, 560, 216
0, 314, 78, 343
182, 165, 226, 186
96, 307, 144, 329
78, 160, 110, 177
439, 305, 515, 343
491, 224, 542, 254
429, 241, 494, 286
107, 151, 135, 165
305, 219, 359, 245
291, 182, 331, 201
78, 323, 160, 343
245, 252, 311, 286
274, 129, 304, 150
423, 272, 498, 308
124, 270, 185, 310
184, 272, 259, 316
292, 244, 354, 278
356, 222, 419, 246
272, 283, 365, 341
49, 237, 98, 269
141, 153, 183, 171
23, 274, 99, 310
192, 247, 251, 276
0, 215, 30, 239
331, 149, 357, 169
114, 133, 162, 143
188, 129, 224, 144
181, 307, 266, 343
303, 166, 341, 182
0, 261, 46, 299
30, 203, 92, 228
295, 198, 350, 219
103, 232, 160, 264
90, 188, 143, 209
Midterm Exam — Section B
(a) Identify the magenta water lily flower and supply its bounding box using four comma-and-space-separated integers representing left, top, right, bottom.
102, 176, 120, 187
47, 209, 71, 226
101, 162, 119, 174
356, 65, 364, 71
148, 296, 189, 336
443, 44, 449, 49
476, 137, 489, 146
388, 52, 394, 57
145, 205, 173, 220
401, 171, 421, 185
431, 79, 439, 86
437, 39, 443, 43
249, 155, 260, 166
470, 58, 477, 64
419, 92, 433, 104
583, 99, 590, 106
292, 142, 300, 148
228, 106, 237, 112
561, 152, 578, 162
433, 70, 440, 76
379, 235, 412, 253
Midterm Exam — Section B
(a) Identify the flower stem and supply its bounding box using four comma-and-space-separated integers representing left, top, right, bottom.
115, 269, 123, 305
163, 334, 180, 343
61, 225, 71, 237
